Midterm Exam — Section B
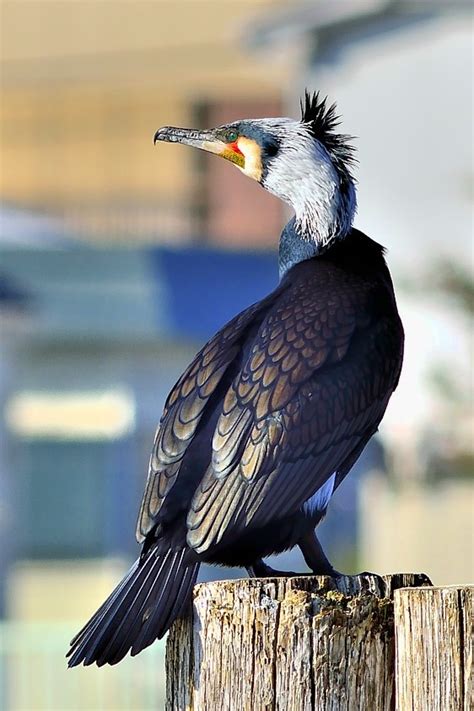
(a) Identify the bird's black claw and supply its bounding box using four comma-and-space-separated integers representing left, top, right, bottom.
247, 561, 345, 579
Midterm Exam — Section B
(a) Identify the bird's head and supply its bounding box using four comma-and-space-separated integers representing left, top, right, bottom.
154, 92, 357, 246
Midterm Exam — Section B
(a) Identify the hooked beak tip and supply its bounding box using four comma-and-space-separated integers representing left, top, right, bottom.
153, 128, 164, 145
153, 126, 179, 145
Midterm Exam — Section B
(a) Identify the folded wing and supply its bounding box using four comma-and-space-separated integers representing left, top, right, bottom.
186, 271, 402, 554
136, 297, 273, 542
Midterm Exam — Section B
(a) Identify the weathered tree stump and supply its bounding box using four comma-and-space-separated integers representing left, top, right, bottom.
166, 573, 431, 711
394, 585, 473, 711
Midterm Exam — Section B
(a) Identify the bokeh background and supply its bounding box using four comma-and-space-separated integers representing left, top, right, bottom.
0, 1, 472, 709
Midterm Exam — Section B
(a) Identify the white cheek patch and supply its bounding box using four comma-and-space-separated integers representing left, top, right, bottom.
236, 137, 262, 182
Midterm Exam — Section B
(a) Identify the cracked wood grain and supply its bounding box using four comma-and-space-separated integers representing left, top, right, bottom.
166, 573, 432, 711
394, 585, 473, 711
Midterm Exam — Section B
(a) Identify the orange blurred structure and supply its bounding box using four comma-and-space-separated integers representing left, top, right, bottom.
1, 0, 290, 245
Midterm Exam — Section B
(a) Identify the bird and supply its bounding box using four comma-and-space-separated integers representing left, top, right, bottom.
67, 91, 404, 667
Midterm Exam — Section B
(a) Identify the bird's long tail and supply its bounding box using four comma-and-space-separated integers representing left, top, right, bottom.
67, 547, 199, 667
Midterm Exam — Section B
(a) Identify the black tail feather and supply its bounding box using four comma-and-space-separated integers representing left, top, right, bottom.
74, 558, 155, 665
67, 548, 199, 667
69, 560, 139, 650
131, 551, 195, 655
89, 553, 167, 666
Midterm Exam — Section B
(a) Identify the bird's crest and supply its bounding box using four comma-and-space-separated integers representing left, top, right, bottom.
300, 90, 356, 171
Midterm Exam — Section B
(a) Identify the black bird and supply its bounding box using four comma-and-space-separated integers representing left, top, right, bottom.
67, 92, 404, 667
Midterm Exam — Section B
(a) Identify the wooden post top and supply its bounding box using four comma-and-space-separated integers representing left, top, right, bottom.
166, 572, 438, 711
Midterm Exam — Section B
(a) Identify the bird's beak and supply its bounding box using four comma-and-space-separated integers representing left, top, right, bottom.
153, 126, 245, 168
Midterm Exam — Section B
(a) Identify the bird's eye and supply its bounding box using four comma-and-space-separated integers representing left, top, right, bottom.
226, 130, 238, 143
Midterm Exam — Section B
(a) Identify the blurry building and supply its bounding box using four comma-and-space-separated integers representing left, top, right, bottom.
0, 2, 472, 708
0, 235, 280, 710
0, 0, 289, 247
1, 0, 287, 631
0, 271, 30, 618
0, 240, 278, 602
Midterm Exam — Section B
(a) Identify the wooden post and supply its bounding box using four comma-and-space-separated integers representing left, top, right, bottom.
166, 573, 431, 711
394, 585, 473, 711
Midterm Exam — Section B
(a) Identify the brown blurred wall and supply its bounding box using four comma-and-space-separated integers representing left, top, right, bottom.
0, 0, 294, 245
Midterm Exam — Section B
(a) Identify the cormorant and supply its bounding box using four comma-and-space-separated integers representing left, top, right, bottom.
67, 92, 404, 667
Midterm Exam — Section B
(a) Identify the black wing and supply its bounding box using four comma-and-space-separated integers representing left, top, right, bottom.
186, 263, 403, 554
136, 294, 277, 542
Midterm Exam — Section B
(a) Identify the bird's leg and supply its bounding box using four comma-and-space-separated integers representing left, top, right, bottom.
246, 529, 352, 579
300, 531, 387, 589
299, 530, 342, 577
246, 531, 342, 579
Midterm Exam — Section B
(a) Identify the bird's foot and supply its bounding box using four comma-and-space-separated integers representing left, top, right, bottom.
246, 561, 298, 578
246, 560, 342, 579
357, 570, 385, 585
358, 570, 383, 578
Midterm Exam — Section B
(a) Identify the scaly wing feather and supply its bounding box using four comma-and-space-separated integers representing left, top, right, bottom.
136, 296, 276, 542
186, 270, 402, 554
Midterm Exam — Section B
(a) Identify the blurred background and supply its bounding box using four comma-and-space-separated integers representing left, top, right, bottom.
0, 0, 472, 709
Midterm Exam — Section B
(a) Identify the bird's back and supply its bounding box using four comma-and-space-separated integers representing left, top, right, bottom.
138, 228, 403, 560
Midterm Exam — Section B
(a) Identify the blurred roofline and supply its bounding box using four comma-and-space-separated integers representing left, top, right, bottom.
246, 0, 472, 49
